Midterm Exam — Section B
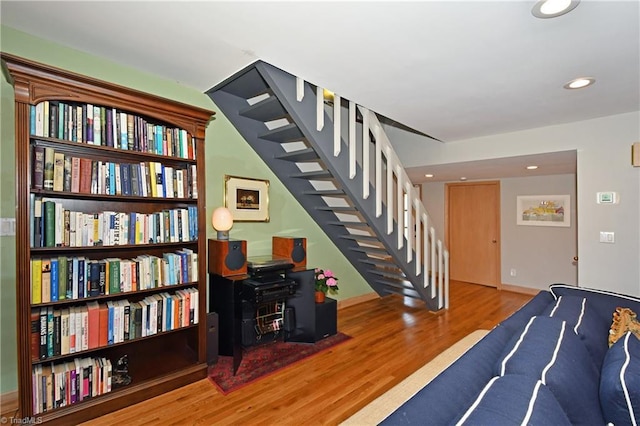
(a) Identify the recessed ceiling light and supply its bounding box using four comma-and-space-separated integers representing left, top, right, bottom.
532, 0, 580, 18
563, 77, 595, 89
460, 177, 467, 181
425, 174, 434, 178
526, 165, 539, 170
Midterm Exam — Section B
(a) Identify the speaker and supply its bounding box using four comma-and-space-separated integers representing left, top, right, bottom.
315, 298, 337, 341
206, 312, 219, 365
208, 239, 247, 276
272, 236, 306, 268
283, 307, 296, 333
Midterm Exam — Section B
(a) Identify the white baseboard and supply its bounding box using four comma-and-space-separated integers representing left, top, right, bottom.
500, 283, 541, 295
337, 292, 379, 310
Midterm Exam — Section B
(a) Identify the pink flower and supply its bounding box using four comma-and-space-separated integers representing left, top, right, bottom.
326, 278, 337, 287
324, 269, 334, 277
317, 273, 325, 280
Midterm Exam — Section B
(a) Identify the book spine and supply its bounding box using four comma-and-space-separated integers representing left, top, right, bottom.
33, 145, 45, 190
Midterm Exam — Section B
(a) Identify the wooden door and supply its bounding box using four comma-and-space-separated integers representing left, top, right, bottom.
446, 181, 501, 287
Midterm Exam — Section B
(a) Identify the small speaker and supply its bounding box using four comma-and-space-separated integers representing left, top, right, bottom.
283, 307, 296, 333
633, 142, 640, 167
206, 312, 219, 365
208, 239, 247, 276
315, 298, 337, 341
272, 236, 306, 268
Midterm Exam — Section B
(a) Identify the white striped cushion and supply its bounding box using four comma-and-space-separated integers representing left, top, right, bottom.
496, 315, 604, 424
454, 375, 571, 425
600, 332, 640, 426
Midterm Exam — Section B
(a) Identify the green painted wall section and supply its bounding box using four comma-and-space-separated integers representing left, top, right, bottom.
0, 26, 372, 394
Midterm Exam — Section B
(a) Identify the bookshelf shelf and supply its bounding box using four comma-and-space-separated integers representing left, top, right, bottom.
2, 52, 214, 425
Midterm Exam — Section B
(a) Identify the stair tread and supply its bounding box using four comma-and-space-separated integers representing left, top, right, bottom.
350, 246, 390, 254
302, 189, 345, 195
371, 269, 408, 280
259, 123, 303, 142
327, 221, 371, 227
239, 95, 287, 121
340, 234, 380, 242
290, 170, 332, 179
360, 258, 398, 268
275, 148, 319, 162
316, 206, 357, 212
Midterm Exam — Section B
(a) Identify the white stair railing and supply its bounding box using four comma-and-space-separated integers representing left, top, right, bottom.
296, 78, 449, 309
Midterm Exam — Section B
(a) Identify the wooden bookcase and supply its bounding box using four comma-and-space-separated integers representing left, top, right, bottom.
1, 53, 214, 424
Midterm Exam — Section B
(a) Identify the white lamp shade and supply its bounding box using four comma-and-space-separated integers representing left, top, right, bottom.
211, 207, 233, 231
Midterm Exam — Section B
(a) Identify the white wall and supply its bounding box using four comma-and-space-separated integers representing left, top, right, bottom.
393, 112, 640, 296
423, 174, 577, 292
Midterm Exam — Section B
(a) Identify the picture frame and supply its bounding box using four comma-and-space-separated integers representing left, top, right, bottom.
224, 175, 270, 222
516, 195, 570, 227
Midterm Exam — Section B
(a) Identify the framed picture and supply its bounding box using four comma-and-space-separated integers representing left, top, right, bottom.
224, 175, 270, 222
516, 195, 570, 227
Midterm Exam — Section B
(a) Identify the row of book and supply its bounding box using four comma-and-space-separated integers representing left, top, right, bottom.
33, 146, 198, 199
30, 101, 196, 159
31, 196, 198, 248
32, 356, 113, 415
32, 288, 199, 361
30, 250, 198, 304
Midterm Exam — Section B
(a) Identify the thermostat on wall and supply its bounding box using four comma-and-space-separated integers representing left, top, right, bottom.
597, 192, 618, 204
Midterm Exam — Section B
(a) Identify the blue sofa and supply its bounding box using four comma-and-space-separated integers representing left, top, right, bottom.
381, 284, 640, 425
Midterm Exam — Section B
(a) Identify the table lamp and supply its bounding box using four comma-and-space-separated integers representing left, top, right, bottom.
211, 207, 233, 240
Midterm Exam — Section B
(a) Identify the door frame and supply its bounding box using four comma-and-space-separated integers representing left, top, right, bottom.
445, 180, 502, 288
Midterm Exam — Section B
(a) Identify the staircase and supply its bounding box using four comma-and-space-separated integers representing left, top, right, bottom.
206, 61, 449, 311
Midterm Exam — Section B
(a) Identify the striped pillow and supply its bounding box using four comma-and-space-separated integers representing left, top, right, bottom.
496, 315, 604, 424
600, 332, 640, 426
543, 294, 609, 366
454, 375, 571, 425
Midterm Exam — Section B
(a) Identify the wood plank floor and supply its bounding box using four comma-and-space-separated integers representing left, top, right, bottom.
83, 281, 533, 425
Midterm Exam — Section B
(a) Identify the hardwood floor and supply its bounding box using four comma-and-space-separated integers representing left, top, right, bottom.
83, 281, 533, 425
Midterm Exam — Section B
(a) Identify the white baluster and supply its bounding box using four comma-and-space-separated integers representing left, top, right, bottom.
437, 240, 443, 308
349, 101, 356, 179
430, 227, 436, 299
444, 250, 450, 309
296, 78, 304, 102
397, 169, 404, 249
333, 94, 341, 156
375, 123, 382, 218
386, 148, 393, 234
316, 86, 324, 131
362, 107, 370, 199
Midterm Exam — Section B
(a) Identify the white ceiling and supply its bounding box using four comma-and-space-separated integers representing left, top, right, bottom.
2, 1, 639, 181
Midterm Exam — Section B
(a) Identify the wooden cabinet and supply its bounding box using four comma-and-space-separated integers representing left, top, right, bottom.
1, 53, 214, 424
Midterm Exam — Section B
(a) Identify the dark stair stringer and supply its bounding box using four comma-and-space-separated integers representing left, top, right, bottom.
206, 61, 443, 311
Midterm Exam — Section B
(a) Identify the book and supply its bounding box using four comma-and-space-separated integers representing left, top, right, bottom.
31, 310, 40, 361
31, 258, 42, 304
43, 147, 55, 190
32, 145, 45, 190
50, 258, 59, 302
86, 301, 100, 350
79, 158, 92, 194
39, 308, 47, 360
63, 154, 72, 192
34, 197, 42, 248
71, 156, 81, 193
98, 304, 109, 347
41, 259, 51, 303
60, 308, 70, 355
53, 151, 65, 192
43, 200, 55, 247
57, 256, 68, 301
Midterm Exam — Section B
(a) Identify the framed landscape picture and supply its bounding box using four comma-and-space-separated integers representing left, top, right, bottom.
516, 195, 570, 227
224, 175, 270, 222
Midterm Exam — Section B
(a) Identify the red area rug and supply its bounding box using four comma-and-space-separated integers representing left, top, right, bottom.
208, 332, 352, 395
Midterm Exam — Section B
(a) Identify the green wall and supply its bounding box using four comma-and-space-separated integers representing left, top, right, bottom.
0, 26, 371, 394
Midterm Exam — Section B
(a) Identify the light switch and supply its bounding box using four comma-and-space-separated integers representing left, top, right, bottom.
597, 192, 618, 204
599, 232, 615, 243
0, 218, 16, 236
